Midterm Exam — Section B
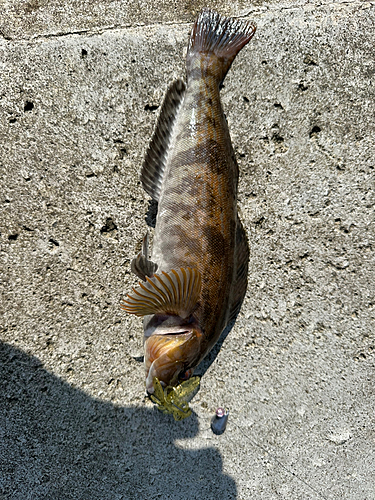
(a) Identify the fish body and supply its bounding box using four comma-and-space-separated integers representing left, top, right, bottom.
122, 9, 256, 393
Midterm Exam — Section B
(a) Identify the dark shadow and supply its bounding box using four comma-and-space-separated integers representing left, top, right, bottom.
195, 318, 238, 379
0, 341, 237, 499
145, 199, 158, 228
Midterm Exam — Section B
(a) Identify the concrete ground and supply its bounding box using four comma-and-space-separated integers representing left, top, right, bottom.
1, 1, 374, 499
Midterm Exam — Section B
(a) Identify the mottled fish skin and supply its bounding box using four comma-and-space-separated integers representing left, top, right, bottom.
122, 9, 256, 391
151, 62, 238, 361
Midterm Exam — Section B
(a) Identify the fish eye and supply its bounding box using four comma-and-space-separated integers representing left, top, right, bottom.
179, 369, 192, 381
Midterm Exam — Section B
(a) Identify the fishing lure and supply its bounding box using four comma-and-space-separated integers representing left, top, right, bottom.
151, 376, 200, 420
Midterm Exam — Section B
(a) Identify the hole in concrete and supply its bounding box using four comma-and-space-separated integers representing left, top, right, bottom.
309, 125, 321, 138
274, 103, 283, 109
9, 117, 17, 123
243, 96, 249, 103
8, 234, 19, 241
303, 55, 317, 66
118, 147, 127, 159
254, 216, 265, 227
81, 48, 88, 58
272, 133, 288, 153
49, 238, 59, 247
24, 101, 34, 112
100, 217, 118, 235
272, 133, 283, 144
144, 104, 158, 112
298, 83, 308, 91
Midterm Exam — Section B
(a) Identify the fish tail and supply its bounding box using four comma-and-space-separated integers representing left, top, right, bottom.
186, 9, 256, 84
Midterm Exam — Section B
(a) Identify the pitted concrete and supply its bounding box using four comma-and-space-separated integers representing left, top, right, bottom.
1, 2, 374, 499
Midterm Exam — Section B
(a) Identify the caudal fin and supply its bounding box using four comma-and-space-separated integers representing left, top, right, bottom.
186, 9, 256, 83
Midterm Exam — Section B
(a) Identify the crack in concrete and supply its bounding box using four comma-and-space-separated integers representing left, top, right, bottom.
0, 0, 369, 44
242, 0, 365, 16
0, 20, 190, 43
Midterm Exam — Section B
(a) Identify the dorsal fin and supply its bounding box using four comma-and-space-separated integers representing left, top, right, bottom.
141, 79, 186, 201
121, 267, 201, 318
228, 218, 249, 323
131, 231, 158, 281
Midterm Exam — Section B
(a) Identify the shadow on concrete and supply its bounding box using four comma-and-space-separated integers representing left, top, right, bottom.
194, 318, 238, 379
0, 342, 237, 500
145, 199, 158, 228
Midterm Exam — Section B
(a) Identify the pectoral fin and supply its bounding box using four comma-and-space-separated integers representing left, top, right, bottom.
121, 267, 201, 318
130, 232, 158, 281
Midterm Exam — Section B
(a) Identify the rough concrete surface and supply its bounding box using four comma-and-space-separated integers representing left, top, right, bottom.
1, 1, 374, 499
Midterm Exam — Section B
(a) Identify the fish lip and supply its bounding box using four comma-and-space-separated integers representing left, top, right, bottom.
143, 314, 197, 339
159, 329, 191, 336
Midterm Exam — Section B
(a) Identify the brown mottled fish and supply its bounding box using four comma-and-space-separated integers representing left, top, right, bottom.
122, 9, 256, 393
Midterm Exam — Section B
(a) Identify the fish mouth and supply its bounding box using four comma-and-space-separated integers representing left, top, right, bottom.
145, 329, 201, 394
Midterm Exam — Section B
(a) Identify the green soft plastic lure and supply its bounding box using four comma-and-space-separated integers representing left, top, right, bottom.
150, 376, 200, 420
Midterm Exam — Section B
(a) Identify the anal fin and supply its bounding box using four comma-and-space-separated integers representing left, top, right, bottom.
131, 232, 158, 281
228, 218, 249, 323
121, 267, 201, 319
141, 78, 186, 201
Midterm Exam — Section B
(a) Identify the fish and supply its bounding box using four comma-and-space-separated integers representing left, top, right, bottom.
121, 8, 256, 394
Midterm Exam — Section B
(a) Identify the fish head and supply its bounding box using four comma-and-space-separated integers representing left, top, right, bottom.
144, 324, 202, 394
